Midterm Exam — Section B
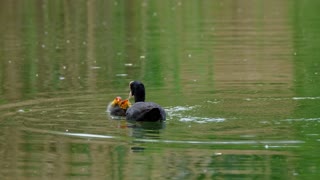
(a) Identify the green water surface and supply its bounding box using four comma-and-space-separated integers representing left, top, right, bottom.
0, 0, 319, 179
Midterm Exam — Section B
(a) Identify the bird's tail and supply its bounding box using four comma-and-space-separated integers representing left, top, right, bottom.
141, 108, 162, 121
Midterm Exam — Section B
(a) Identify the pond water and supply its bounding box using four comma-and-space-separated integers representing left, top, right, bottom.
1, 0, 320, 179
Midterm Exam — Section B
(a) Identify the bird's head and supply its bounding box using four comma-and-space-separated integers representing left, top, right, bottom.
129, 81, 145, 102
119, 99, 131, 110
111, 96, 122, 106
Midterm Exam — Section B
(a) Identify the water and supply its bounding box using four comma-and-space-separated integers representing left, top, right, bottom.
1, 0, 320, 179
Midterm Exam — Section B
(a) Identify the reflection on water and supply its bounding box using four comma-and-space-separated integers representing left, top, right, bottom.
1, 0, 320, 179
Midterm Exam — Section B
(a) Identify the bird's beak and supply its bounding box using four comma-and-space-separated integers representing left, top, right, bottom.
128, 91, 133, 99
128, 81, 134, 99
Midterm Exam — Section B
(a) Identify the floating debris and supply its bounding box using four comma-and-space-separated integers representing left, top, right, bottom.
116, 74, 128, 77
17, 109, 31, 113
124, 63, 133, 67
91, 66, 101, 69
206, 100, 220, 104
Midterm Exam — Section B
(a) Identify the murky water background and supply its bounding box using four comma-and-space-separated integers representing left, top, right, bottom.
1, 0, 320, 179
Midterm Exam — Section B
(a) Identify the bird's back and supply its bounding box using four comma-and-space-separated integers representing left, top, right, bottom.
126, 102, 166, 121
107, 103, 126, 116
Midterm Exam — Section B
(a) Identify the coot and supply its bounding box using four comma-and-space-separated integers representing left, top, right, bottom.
126, 81, 166, 121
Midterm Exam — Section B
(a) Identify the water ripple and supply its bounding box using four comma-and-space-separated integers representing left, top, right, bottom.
24, 127, 304, 148
282, 118, 320, 122
292, 97, 320, 100
135, 139, 305, 146
180, 117, 225, 123
165, 105, 225, 123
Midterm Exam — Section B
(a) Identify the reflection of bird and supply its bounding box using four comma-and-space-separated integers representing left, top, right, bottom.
107, 97, 131, 116
126, 81, 166, 121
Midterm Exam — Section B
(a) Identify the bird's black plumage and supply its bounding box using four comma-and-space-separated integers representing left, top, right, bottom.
126, 81, 166, 121
109, 106, 126, 116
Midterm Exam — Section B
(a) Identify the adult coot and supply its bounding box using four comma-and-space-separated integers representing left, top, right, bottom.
107, 97, 131, 116
126, 81, 166, 121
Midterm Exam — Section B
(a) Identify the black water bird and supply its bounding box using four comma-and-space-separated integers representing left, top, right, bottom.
126, 81, 166, 121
